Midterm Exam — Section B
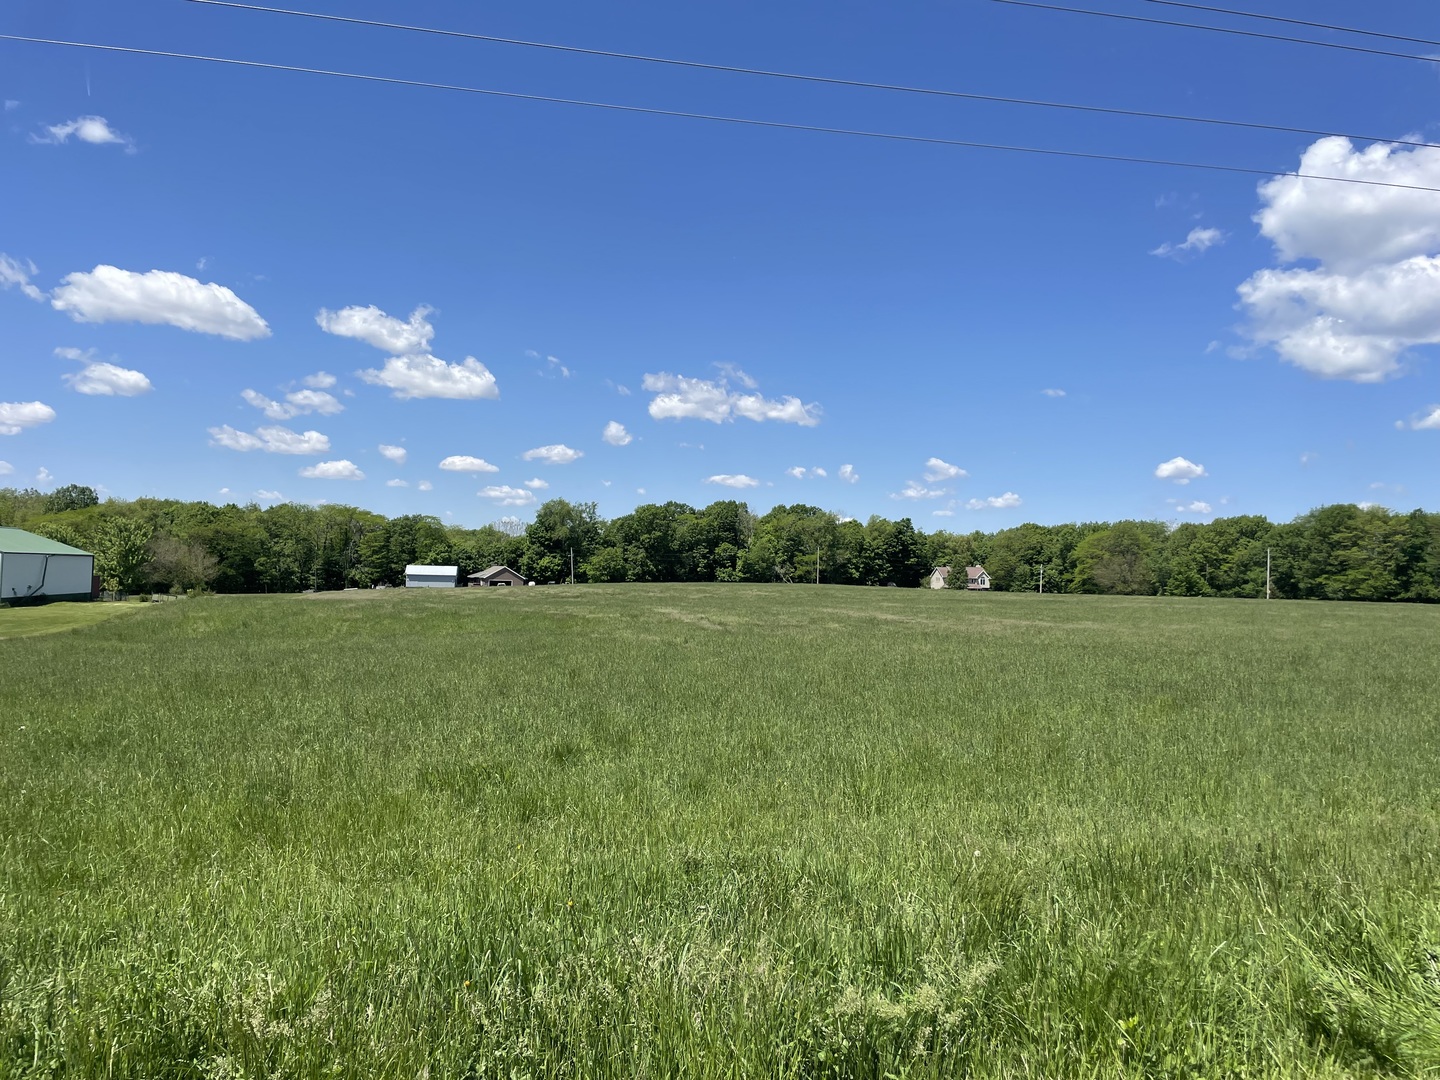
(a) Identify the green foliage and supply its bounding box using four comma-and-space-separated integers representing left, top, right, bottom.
42, 483, 100, 514
4, 587, 1440, 1076
94, 516, 153, 593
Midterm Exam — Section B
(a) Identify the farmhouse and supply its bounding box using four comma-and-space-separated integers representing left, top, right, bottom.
965, 565, 991, 590
0, 527, 97, 603
404, 564, 459, 588
469, 565, 527, 587
928, 566, 951, 590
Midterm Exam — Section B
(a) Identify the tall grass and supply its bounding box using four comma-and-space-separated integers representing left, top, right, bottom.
3, 586, 1439, 1077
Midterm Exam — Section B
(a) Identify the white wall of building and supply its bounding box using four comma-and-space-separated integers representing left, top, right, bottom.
0, 552, 95, 600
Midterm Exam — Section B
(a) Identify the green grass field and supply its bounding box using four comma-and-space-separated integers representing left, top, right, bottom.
3, 586, 1439, 1078
0, 599, 141, 641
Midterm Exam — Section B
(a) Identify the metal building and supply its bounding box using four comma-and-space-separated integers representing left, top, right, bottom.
0, 527, 97, 602
403, 564, 460, 588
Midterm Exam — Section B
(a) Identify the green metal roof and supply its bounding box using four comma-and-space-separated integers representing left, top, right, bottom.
0, 527, 93, 556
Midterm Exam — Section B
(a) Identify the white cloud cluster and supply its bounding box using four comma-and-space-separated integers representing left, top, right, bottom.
643, 372, 820, 426
523, 444, 583, 465
1151, 226, 1224, 259
31, 115, 133, 151
52, 266, 270, 340
300, 459, 364, 480
378, 444, 407, 464
60, 351, 153, 397
303, 371, 337, 389
1177, 500, 1214, 514
0, 254, 44, 301
241, 387, 342, 420
1240, 137, 1440, 382
0, 461, 11, 475
786, 466, 828, 479
359, 354, 498, 400
966, 492, 1022, 510
479, 484, 536, 506
1041, 388, 1066, 398
602, 421, 632, 446
1154, 456, 1207, 484
0, 401, 55, 435
838, 464, 859, 484
524, 477, 549, 489
923, 457, 966, 482
1405, 407, 1440, 431
320, 303, 500, 400
439, 455, 499, 473
317, 304, 433, 354
892, 482, 948, 500
209, 424, 331, 455
706, 474, 760, 489
386, 478, 409, 488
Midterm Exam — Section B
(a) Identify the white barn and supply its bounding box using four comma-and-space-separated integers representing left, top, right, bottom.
404, 564, 459, 588
0, 527, 96, 602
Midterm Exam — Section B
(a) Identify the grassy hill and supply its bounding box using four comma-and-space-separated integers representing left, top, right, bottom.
3, 586, 1438, 1077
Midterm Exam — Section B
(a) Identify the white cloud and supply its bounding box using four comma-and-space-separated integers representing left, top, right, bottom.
785, 466, 807, 479
387, 478, 409, 487
1407, 406, 1440, 430
3, 101, 17, 112
1041, 388, 1066, 398
966, 492, 1023, 510
813, 467, 827, 477
51, 266, 269, 340
1151, 226, 1225, 259
923, 457, 967, 482
208, 424, 331, 455
523, 444, 583, 465
602, 420, 632, 446
1154, 456, 1207, 484
317, 304, 433, 354
643, 371, 820, 426
62, 359, 152, 396
241, 387, 342, 420
36, 466, 52, 484
524, 477, 549, 489
713, 362, 758, 389
892, 481, 949, 500
439, 455, 499, 473
378, 444, 407, 464
0, 401, 56, 435
838, 464, 859, 484
933, 509, 955, 517
299, 459, 364, 480
32, 115, 133, 150
417, 480, 433, 491
1300, 450, 1318, 465
705, 474, 760, 489
1239, 137, 1440, 382
0, 461, 11, 475
358, 354, 498, 400
0, 254, 44, 302
253, 489, 284, 501
478, 484, 536, 507
302, 371, 337, 389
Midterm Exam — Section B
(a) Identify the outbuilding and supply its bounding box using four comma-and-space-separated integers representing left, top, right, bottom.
468, 565, 528, 587
0, 527, 96, 603
403, 564, 459, 588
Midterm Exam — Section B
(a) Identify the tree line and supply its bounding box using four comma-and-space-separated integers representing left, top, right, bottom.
3, 483, 1438, 601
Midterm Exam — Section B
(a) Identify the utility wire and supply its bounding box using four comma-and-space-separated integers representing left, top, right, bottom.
990, 0, 1440, 65
184, 0, 1440, 151
1144, 1, 1440, 50
4, 32, 1440, 194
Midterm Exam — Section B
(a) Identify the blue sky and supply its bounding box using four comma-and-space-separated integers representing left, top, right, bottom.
3, 0, 1439, 528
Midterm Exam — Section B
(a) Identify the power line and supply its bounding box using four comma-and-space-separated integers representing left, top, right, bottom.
184, 0, 1440, 152
4, 32, 1440, 194
1144, 1, 1440, 50
989, 0, 1440, 65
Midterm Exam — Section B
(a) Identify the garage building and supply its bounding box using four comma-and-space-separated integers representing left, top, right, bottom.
0, 527, 96, 603
404, 564, 460, 588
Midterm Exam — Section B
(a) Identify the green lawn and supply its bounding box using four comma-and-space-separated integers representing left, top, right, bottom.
0, 599, 143, 640
3, 585, 1438, 1077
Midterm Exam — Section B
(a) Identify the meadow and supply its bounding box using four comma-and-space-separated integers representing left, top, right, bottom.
2, 585, 1438, 1078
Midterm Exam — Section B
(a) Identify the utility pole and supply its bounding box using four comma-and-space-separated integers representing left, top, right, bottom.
1039, 566, 1044, 594
816, 545, 821, 585
570, 548, 575, 586
1265, 548, 1271, 600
